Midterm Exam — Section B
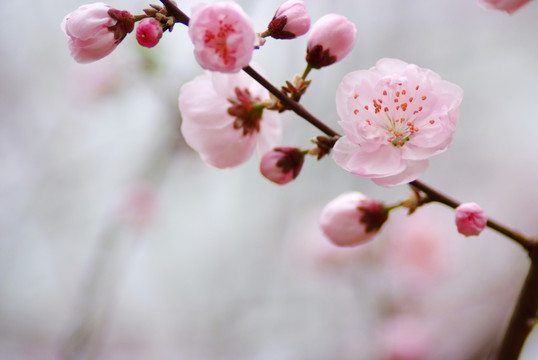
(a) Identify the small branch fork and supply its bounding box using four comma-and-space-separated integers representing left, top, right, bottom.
159, 1, 537, 358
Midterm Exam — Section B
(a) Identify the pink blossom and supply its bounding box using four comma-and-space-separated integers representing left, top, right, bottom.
332, 58, 463, 187
478, 0, 532, 13
455, 202, 487, 236
306, 14, 356, 69
319, 192, 388, 247
376, 316, 432, 360
260, 147, 305, 184
267, 0, 310, 39
188, 2, 256, 73
61, 3, 134, 63
178, 70, 281, 168
136, 18, 163, 48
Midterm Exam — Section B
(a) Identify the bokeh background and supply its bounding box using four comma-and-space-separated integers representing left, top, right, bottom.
1, 0, 538, 359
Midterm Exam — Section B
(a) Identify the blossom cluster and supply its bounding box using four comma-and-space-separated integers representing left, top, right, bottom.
61, 0, 495, 263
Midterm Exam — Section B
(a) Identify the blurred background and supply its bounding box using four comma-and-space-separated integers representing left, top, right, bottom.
1, 0, 538, 359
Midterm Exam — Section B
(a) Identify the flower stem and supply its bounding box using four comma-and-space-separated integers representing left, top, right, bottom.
160, 0, 190, 25
301, 64, 312, 80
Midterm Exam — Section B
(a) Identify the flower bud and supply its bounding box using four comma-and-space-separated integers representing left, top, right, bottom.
188, 1, 256, 73
136, 18, 163, 48
455, 202, 487, 237
306, 14, 356, 69
478, 0, 532, 13
320, 192, 388, 247
260, 147, 305, 184
267, 0, 310, 39
61, 3, 134, 63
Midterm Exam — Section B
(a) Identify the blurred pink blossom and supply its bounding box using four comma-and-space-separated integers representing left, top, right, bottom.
376, 315, 432, 360
267, 0, 310, 39
332, 58, 463, 187
136, 18, 163, 48
178, 70, 281, 168
188, 1, 256, 73
305, 14, 356, 69
260, 147, 304, 184
455, 202, 487, 236
120, 184, 156, 227
61, 3, 133, 63
478, 0, 532, 13
383, 205, 457, 292
319, 192, 387, 247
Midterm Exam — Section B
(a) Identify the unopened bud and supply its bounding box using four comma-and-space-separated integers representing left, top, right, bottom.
136, 18, 163, 48
320, 192, 388, 247
267, 0, 310, 39
455, 202, 487, 237
260, 147, 305, 185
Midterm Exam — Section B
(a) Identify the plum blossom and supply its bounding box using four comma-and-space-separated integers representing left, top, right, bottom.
332, 58, 463, 187
455, 202, 487, 236
188, 1, 256, 73
260, 147, 305, 184
136, 18, 163, 48
306, 14, 356, 69
61, 3, 134, 63
478, 0, 532, 13
266, 0, 310, 39
178, 70, 281, 168
319, 192, 388, 247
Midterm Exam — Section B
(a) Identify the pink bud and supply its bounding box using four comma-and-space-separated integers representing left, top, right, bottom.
478, 0, 532, 13
61, 3, 134, 63
136, 18, 163, 48
455, 202, 487, 237
267, 0, 310, 39
306, 14, 356, 69
188, 2, 256, 73
319, 192, 388, 247
260, 147, 305, 185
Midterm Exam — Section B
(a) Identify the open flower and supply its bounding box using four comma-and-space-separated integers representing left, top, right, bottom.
178, 70, 281, 168
188, 1, 256, 73
305, 14, 356, 69
61, 3, 134, 63
455, 202, 487, 236
319, 192, 388, 247
332, 58, 463, 187
266, 0, 310, 39
478, 0, 532, 13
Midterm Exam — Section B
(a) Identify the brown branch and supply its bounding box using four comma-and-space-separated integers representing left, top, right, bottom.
496, 247, 538, 359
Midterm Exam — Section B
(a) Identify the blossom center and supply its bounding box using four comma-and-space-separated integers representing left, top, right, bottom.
351, 76, 437, 147
204, 16, 236, 65
227, 87, 264, 136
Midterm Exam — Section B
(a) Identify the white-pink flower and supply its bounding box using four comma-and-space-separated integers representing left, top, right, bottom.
306, 14, 356, 69
178, 70, 281, 168
61, 3, 134, 63
478, 0, 532, 13
319, 192, 388, 247
333, 58, 463, 187
267, 0, 310, 39
188, 1, 256, 73
455, 202, 487, 237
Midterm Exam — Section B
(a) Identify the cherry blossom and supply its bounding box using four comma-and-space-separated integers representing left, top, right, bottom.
260, 147, 305, 184
188, 1, 256, 73
478, 0, 532, 13
61, 3, 134, 63
178, 70, 281, 168
305, 14, 356, 69
319, 192, 388, 247
455, 202, 487, 236
136, 18, 163, 48
266, 0, 310, 39
332, 58, 463, 187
